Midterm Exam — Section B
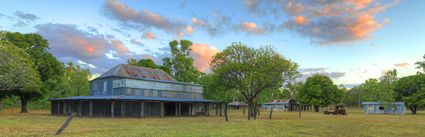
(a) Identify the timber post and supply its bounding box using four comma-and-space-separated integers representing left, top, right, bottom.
121, 101, 125, 118
224, 103, 228, 122
219, 103, 222, 117
140, 101, 144, 118
78, 101, 82, 117
269, 107, 273, 119
160, 102, 164, 118
178, 102, 182, 116
111, 100, 115, 118
175, 102, 178, 116
89, 101, 93, 117
55, 112, 77, 135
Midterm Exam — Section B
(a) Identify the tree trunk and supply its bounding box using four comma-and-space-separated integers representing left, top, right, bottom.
314, 106, 319, 112
410, 105, 417, 115
20, 96, 29, 113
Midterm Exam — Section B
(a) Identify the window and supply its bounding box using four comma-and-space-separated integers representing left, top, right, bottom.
103, 81, 108, 95
92, 82, 98, 91
379, 106, 384, 110
144, 90, 150, 96
152, 90, 159, 97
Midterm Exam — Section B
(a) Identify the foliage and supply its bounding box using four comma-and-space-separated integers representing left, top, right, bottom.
281, 82, 304, 99
56, 62, 91, 97
359, 70, 398, 103
2, 32, 64, 113
210, 43, 299, 119
162, 40, 201, 83
415, 54, 425, 73
0, 42, 42, 95
198, 74, 235, 102
342, 86, 363, 107
0, 41, 42, 112
297, 74, 342, 112
394, 74, 425, 114
127, 58, 170, 74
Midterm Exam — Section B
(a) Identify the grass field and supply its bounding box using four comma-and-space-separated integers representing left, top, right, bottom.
0, 108, 424, 137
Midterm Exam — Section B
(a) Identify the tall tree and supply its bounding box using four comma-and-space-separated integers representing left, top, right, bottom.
163, 40, 201, 83
416, 54, 425, 73
0, 42, 42, 113
394, 74, 425, 114
298, 74, 342, 112
210, 43, 299, 119
57, 62, 91, 97
127, 58, 170, 74
3, 32, 64, 113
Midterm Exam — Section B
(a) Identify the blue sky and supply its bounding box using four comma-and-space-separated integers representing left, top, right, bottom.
0, 0, 424, 86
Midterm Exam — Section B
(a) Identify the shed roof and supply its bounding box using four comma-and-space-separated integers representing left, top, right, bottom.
97, 64, 176, 82
228, 101, 247, 106
49, 95, 219, 102
263, 99, 296, 105
361, 102, 405, 105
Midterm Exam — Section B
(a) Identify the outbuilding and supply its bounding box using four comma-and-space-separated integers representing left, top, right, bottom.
262, 99, 310, 111
361, 102, 406, 114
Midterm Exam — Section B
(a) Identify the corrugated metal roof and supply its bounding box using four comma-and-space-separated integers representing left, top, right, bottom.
97, 64, 176, 82
49, 95, 219, 102
361, 102, 405, 105
228, 101, 247, 106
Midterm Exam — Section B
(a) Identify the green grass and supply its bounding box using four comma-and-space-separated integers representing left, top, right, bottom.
0, 108, 424, 137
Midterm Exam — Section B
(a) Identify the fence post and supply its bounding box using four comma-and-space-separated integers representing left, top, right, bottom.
269, 108, 273, 119
55, 112, 77, 135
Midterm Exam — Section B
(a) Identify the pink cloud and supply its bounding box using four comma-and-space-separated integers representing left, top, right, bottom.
190, 43, 220, 72
143, 32, 156, 39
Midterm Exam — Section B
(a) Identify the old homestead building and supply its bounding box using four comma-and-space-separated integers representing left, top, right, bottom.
49, 64, 223, 117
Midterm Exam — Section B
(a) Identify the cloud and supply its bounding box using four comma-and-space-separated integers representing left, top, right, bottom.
296, 68, 346, 82
14, 11, 39, 22
143, 32, 156, 39
13, 11, 39, 27
191, 13, 232, 37
35, 23, 133, 73
394, 63, 410, 68
184, 26, 193, 35
244, 0, 398, 44
103, 0, 186, 36
190, 43, 220, 72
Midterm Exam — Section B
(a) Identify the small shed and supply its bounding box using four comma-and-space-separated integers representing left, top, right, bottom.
262, 99, 298, 111
228, 101, 247, 110
361, 102, 406, 114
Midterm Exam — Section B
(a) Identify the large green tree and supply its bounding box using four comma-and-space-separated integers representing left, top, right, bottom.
0, 41, 42, 112
127, 58, 170, 74
210, 43, 299, 119
57, 62, 91, 97
162, 40, 201, 83
359, 70, 397, 103
298, 74, 342, 112
3, 32, 64, 113
394, 74, 425, 114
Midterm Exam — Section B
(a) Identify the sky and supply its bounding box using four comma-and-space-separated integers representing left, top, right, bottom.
0, 0, 424, 87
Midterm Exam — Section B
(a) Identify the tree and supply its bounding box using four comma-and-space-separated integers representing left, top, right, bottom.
0, 42, 42, 113
394, 74, 425, 114
210, 43, 299, 119
2, 32, 64, 113
127, 58, 170, 74
415, 54, 425, 73
162, 40, 201, 83
57, 62, 91, 97
342, 86, 363, 107
359, 70, 397, 103
298, 74, 342, 112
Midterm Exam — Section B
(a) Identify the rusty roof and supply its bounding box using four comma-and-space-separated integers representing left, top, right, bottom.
97, 64, 176, 82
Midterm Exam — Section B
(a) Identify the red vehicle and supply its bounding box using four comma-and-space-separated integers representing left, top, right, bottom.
324, 106, 347, 115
